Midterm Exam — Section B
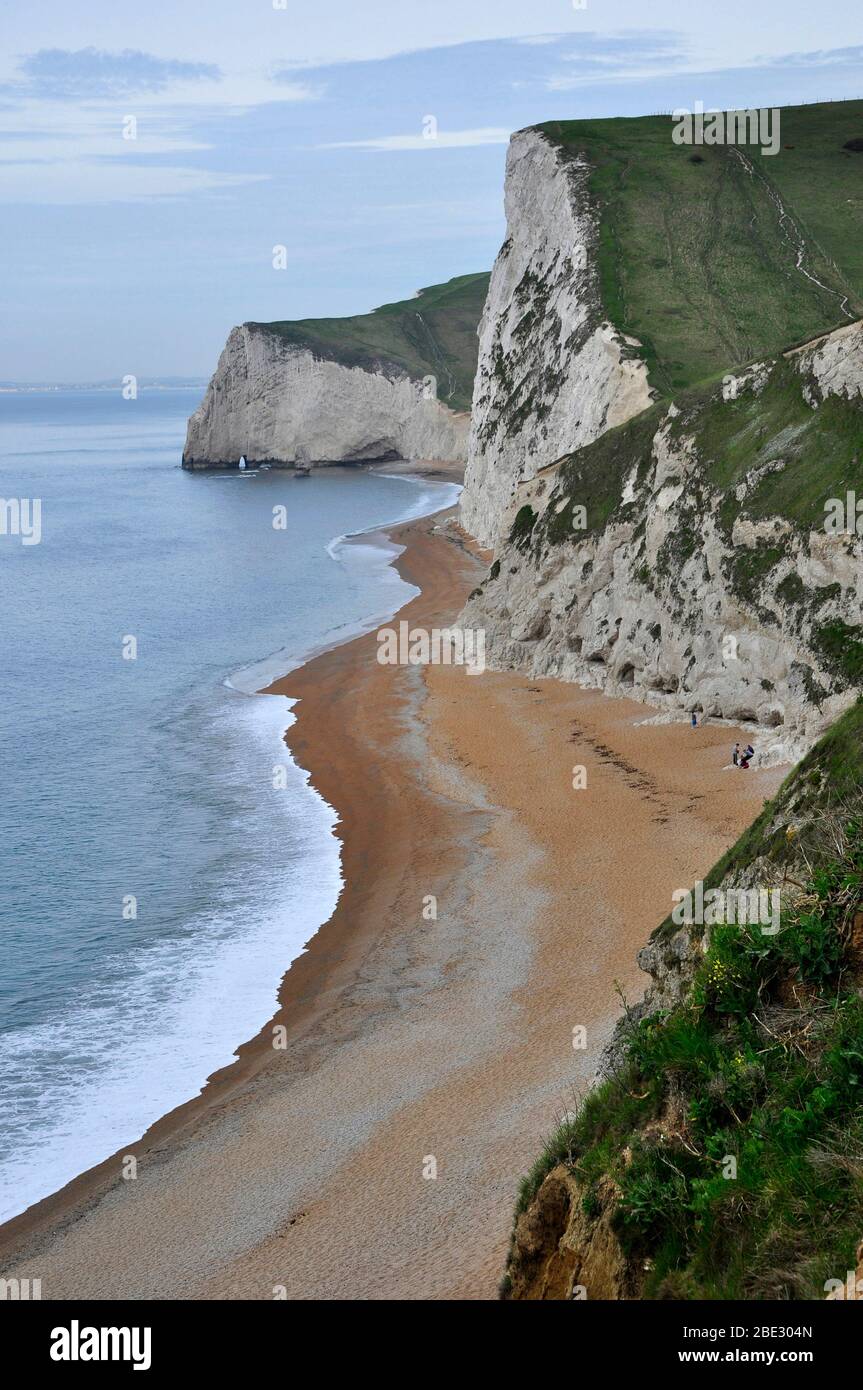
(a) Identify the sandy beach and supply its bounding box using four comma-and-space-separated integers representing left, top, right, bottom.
0, 500, 781, 1300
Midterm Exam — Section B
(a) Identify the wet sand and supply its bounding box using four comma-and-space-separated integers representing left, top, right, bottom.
0, 507, 780, 1299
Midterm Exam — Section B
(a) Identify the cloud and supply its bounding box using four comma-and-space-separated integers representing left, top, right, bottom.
761, 43, 863, 69
0, 102, 267, 205
531, 29, 690, 90
534, 34, 863, 96
13, 47, 221, 100
321, 126, 511, 151
0, 45, 320, 205
514, 35, 567, 47
1, 48, 321, 117
0, 160, 267, 204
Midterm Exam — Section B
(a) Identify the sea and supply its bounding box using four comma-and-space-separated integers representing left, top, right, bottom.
0, 388, 459, 1221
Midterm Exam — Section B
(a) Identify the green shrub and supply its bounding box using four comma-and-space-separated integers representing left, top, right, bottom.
509, 505, 537, 549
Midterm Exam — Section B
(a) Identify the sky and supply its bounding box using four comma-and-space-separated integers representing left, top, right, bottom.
1, 0, 862, 380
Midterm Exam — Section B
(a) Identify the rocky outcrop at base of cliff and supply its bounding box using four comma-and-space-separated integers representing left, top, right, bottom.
183, 324, 470, 469
460, 129, 654, 547
459, 320, 863, 764
506, 1167, 639, 1300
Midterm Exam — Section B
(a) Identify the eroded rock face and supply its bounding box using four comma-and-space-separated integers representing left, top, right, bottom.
458, 321, 863, 765
183, 325, 470, 468
791, 319, 863, 404
506, 1167, 637, 1301
460, 129, 654, 547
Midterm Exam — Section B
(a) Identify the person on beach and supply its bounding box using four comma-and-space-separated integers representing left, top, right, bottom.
740, 744, 755, 770
732, 743, 740, 766
691, 712, 698, 728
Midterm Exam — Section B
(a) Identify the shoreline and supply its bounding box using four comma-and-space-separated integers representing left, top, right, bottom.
0, 499, 782, 1298
226, 460, 463, 695
0, 463, 462, 1230
0, 485, 484, 1262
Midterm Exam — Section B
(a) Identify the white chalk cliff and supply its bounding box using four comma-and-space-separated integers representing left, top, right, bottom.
461, 129, 654, 548
183, 324, 470, 468
457, 126, 863, 761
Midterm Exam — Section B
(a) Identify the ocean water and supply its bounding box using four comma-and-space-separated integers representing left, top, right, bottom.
0, 389, 459, 1221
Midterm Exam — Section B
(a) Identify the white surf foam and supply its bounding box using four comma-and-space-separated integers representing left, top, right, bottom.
0, 469, 460, 1222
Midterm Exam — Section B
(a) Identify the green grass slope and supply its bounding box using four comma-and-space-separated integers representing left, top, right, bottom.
250, 272, 490, 413
538, 101, 863, 396
510, 699, 863, 1300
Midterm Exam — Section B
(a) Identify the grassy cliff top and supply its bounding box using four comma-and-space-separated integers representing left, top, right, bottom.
249, 272, 490, 413
536, 101, 863, 395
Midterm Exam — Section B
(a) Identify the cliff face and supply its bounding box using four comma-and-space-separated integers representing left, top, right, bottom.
460, 320, 863, 764
183, 325, 470, 468
458, 114, 863, 763
183, 272, 489, 469
461, 130, 653, 547
507, 1166, 636, 1301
